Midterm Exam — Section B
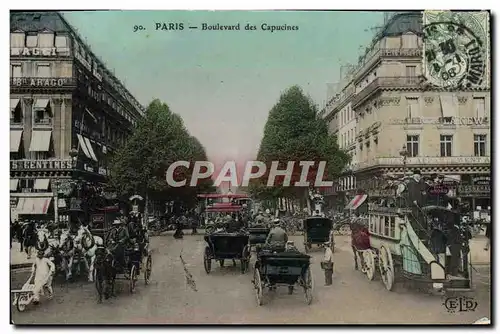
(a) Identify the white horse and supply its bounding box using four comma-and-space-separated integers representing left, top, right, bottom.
35, 227, 59, 256
73, 226, 104, 282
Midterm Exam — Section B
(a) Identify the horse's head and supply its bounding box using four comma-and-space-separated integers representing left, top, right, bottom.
35, 228, 49, 250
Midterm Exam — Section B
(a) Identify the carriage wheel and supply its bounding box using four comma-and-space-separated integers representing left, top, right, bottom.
129, 265, 137, 293
144, 255, 152, 285
253, 268, 264, 306
94, 268, 104, 303
303, 267, 314, 305
16, 294, 29, 312
219, 260, 224, 267
379, 246, 395, 291
203, 247, 212, 274
363, 250, 376, 281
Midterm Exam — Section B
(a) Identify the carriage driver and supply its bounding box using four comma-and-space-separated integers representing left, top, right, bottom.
265, 219, 288, 244
109, 218, 130, 269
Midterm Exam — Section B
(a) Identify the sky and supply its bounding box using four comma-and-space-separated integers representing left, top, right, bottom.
63, 10, 385, 168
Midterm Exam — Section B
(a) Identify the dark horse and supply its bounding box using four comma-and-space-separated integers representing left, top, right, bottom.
21, 222, 37, 258
94, 246, 116, 303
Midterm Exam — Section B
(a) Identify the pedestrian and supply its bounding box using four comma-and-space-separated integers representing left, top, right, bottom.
27, 249, 55, 305
484, 223, 491, 251
321, 241, 334, 286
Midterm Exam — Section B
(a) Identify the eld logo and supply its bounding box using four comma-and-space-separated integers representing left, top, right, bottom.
443, 296, 478, 313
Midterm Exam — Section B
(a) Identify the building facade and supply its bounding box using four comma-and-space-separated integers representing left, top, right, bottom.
322, 12, 491, 210
10, 11, 145, 223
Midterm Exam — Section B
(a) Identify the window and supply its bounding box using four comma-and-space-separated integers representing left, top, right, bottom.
26, 34, 38, 47
11, 64, 22, 77
10, 32, 25, 48
440, 135, 453, 157
474, 134, 487, 157
36, 64, 51, 77
406, 135, 419, 157
384, 216, 390, 236
407, 97, 419, 118
390, 217, 396, 238
38, 33, 54, 48
406, 65, 416, 77
55, 35, 68, 48
473, 97, 486, 118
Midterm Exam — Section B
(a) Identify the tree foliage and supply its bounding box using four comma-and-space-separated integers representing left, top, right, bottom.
108, 99, 214, 206
249, 86, 350, 200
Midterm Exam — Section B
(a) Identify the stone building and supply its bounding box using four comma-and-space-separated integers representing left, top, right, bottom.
322, 12, 491, 211
10, 11, 144, 222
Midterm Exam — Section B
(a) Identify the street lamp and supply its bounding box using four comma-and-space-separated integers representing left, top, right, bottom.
399, 144, 409, 178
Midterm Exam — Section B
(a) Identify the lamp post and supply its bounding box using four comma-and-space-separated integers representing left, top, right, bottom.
399, 144, 409, 178
53, 148, 79, 226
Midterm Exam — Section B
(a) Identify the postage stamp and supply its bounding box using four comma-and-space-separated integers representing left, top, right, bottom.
422, 10, 490, 90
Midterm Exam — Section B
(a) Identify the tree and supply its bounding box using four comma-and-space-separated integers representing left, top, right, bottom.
108, 99, 214, 216
249, 86, 350, 209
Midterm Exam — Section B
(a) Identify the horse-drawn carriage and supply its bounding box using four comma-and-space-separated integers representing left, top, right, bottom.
303, 216, 334, 253
203, 232, 251, 274
351, 173, 474, 292
93, 204, 152, 303
248, 225, 270, 251
252, 244, 313, 306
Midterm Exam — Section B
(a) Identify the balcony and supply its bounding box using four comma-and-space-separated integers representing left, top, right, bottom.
10, 77, 76, 91
352, 76, 422, 108
33, 118, 53, 127
353, 156, 491, 171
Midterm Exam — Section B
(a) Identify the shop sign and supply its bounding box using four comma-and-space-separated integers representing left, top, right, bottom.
367, 189, 396, 197
390, 117, 488, 126
428, 185, 449, 195
11, 160, 73, 170
75, 51, 92, 71
11, 47, 58, 57
84, 164, 95, 173
10, 197, 18, 208
458, 185, 491, 195
472, 176, 490, 185
377, 156, 490, 166
70, 198, 82, 210
11, 77, 75, 88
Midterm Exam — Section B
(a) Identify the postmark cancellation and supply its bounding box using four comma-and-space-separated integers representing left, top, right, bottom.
422, 11, 490, 90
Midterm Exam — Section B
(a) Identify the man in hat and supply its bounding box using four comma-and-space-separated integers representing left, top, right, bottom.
110, 218, 130, 269
406, 169, 428, 239
265, 218, 288, 244
321, 241, 334, 286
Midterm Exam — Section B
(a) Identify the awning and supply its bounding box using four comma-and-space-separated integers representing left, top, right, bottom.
439, 94, 457, 118
34, 98, 50, 110
345, 194, 368, 210
10, 98, 20, 111
15, 197, 52, 215
77, 134, 92, 159
10, 179, 19, 191
10, 130, 23, 152
29, 130, 52, 152
84, 137, 98, 161
34, 179, 51, 190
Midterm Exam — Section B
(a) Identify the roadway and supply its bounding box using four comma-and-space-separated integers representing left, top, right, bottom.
11, 233, 491, 324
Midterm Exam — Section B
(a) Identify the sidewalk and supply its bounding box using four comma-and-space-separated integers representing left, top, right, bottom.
10, 242, 34, 269
469, 236, 491, 265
